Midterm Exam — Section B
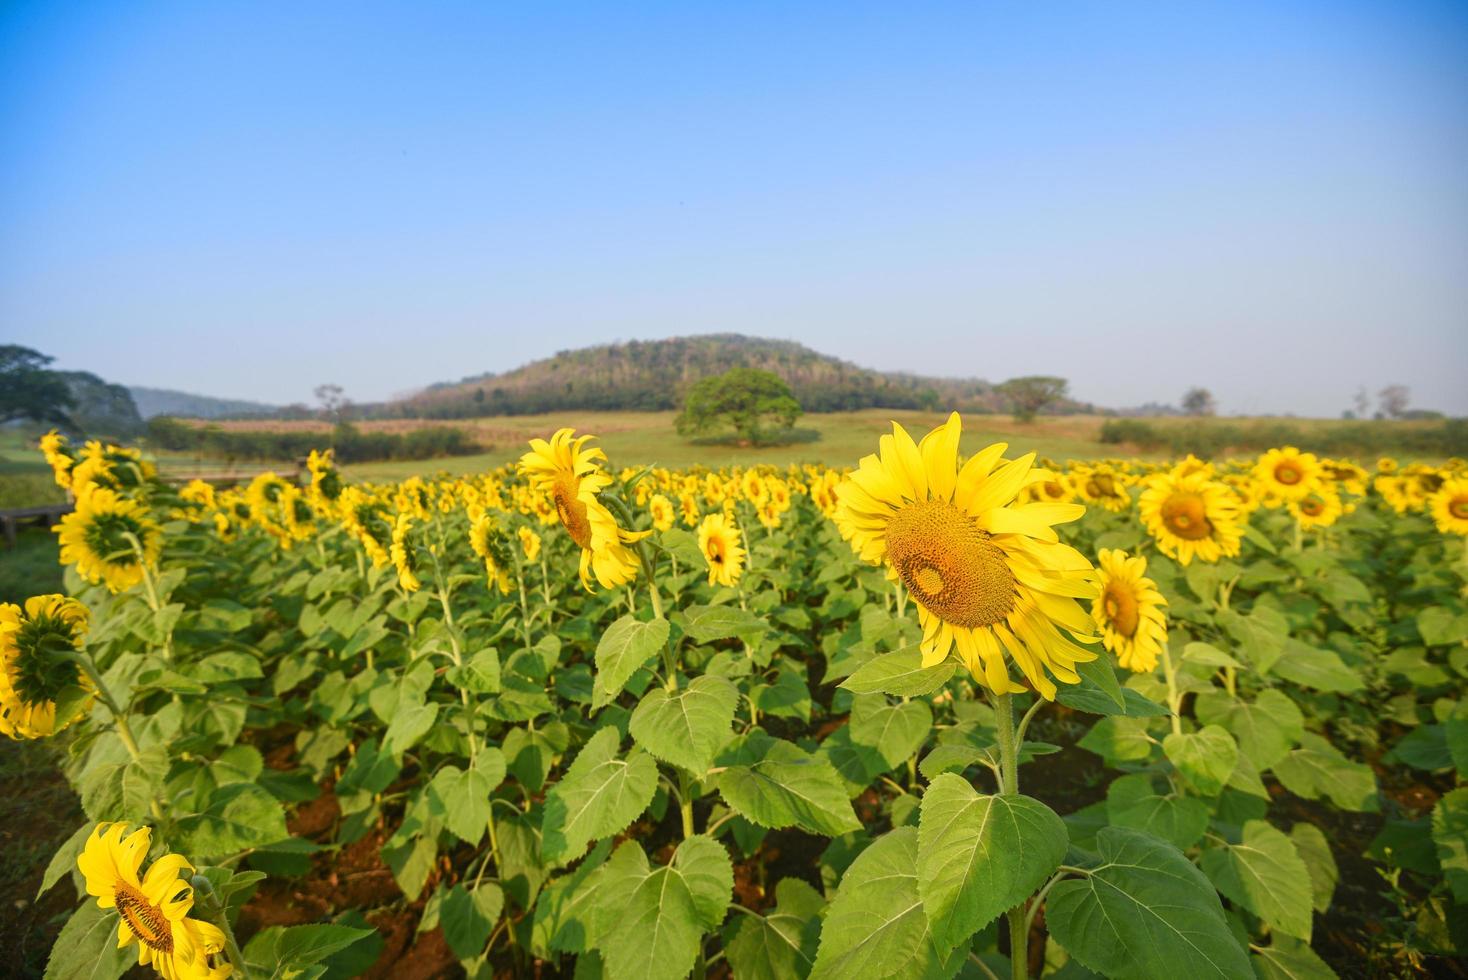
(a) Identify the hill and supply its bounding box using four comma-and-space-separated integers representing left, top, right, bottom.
129, 386, 279, 420
386, 334, 1097, 418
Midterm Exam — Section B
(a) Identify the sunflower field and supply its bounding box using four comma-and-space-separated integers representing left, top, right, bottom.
9, 417, 1468, 980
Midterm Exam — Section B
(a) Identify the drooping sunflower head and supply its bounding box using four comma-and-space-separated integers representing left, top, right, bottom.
697, 512, 746, 588
0, 595, 94, 740
40, 430, 77, 489
834, 413, 1099, 699
517, 429, 650, 591
1073, 464, 1132, 512
339, 487, 392, 567
1091, 550, 1168, 674
469, 513, 514, 594
1429, 477, 1468, 537
390, 514, 422, 592
76, 822, 230, 979
1289, 488, 1343, 530
1137, 469, 1244, 566
518, 525, 542, 562
307, 448, 344, 503
1253, 447, 1321, 501
55, 487, 162, 593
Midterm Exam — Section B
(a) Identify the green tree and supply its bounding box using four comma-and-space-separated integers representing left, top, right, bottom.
0, 345, 76, 427
997, 375, 1068, 423
675, 367, 801, 445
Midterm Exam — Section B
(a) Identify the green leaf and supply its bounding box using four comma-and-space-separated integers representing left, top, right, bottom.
1163, 725, 1239, 796
809, 827, 959, 980
441, 882, 504, 959
542, 726, 658, 864
37, 824, 90, 900
725, 877, 825, 980
849, 695, 933, 769
1078, 716, 1154, 765
1273, 734, 1377, 812
1199, 820, 1314, 940
1059, 685, 1169, 718
1106, 773, 1209, 851
1181, 642, 1242, 670
1195, 690, 1302, 771
243, 924, 377, 978
1219, 606, 1289, 673
1251, 936, 1339, 980
383, 700, 439, 759
629, 675, 739, 773
43, 902, 132, 980
428, 751, 506, 845
1269, 641, 1364, 693
839, 646, 956, 697
591, 835, 733, 980
1047, 827, 1251, 980
676, 604, 769, 644
336, 738, 401, 797
176, 783, 289, 859
1289, 824, 1338, 914
1431, 787, 1468, 903
1075, 657, 1126, 710
1445, 701, 1468, 774
716, 738, 862, 836
446, 647, 502, 693
532, 839, 614, 956
1389, 725, 1453, 771
593, 615, 671, 709
1418, 606, 1468, 646
916, 774, 1067, 953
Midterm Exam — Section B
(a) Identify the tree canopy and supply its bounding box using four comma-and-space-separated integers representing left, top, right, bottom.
997, 376, 1068, 423
0, 345, 76, 428
675, 367, 802, 445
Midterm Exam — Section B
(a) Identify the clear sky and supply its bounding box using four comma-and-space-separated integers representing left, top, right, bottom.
3, 1, 1466, 416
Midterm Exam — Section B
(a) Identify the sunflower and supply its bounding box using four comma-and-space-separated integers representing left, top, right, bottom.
648, 494, 676, 532
40, 430, 77, 489
834, 413, 1099, 699
1091, 550, 1168, 673
697, 512, 746, 588
1253, 447, 1321, 501
77, 823, 232, 980
390, 514, 422, 592
339, 487, 392, 567
518, 429, 649, 591
1377, 456, 1398, 474
1428, 477, 1468, 536
1289, 488, 1343, 530
306, 448, 344, 508
1074, 464, 1132, 513
1138, 469, 1244, 566
0, 595, 94, 739
55, 487, 162, 593
469, 514, 512, 594
519, 525, 542, 561
678, 492, 701, 527
1024, 471, 1075, 505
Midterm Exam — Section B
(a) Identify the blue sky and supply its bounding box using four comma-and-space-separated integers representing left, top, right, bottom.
3, 1, 1465, 416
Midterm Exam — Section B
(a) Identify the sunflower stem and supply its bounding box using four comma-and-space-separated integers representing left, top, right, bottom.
992, 692, 1029, 979
1159, 643, 1183, 736
69, 652, 168, 824
191, 874, 247, 977
432, 559, 478, 765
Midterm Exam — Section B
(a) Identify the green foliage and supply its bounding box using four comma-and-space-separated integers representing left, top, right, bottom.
143, 416, 482, 462
0, 345, 75, 428
997, 375, 1069, 423
675, 367, 802, 444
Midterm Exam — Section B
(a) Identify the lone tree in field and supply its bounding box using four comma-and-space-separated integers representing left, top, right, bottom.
998, 376, 1068, 423
676, 367, 801, 445
1378, 384, 1410, 419
0, 345, 76, 428
1181, 387, 1216, 416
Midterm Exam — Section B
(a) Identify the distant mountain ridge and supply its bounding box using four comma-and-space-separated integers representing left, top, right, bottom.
130, 386, 279, 420
384, 334, 1096, 418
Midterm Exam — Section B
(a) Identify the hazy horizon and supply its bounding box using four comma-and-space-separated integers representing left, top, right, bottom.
4, 2, 1466, 417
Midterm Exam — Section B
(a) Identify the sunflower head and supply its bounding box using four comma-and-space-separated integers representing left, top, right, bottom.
649, 493, 676, 532
55, 487, 162, 593
1253, 447, 1321, 501
1289, 488, 1343, 530
0, 595, 94, 739
518, 525, 542, 561
1138, 470, 1244, 566
518, 429, 649, 591
697, 512, 746, 588
1092, 550, 1168, 673
1429, 477, 1468, 537
391, 514, 422, 592
834, 413, 1099, 699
